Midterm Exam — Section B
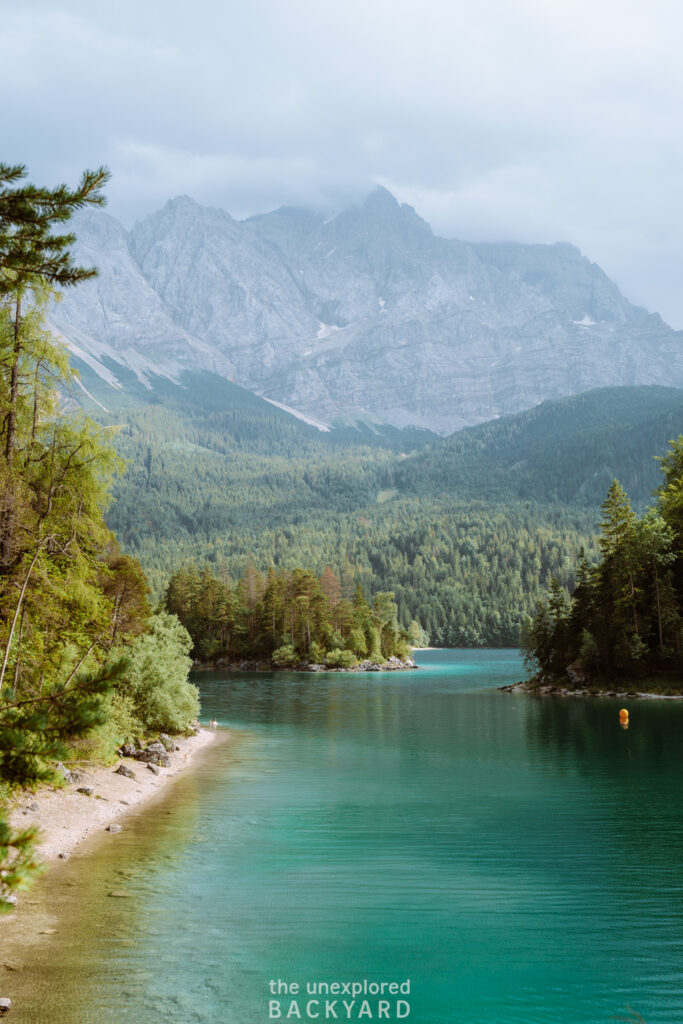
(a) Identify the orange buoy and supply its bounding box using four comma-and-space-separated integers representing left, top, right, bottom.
619, 708, 629, 722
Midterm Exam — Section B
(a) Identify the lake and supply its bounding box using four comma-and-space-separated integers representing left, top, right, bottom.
5, 649, 683, 1024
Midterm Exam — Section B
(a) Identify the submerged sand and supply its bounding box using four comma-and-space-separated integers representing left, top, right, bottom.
7, 727, 217, 864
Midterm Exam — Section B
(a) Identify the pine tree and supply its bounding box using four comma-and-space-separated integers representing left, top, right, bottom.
1, 658, 124, 911
636, 510, 676, 655
0, 163, 127, 911
0, 163, 109, 292
320, 565, 342, 628
526, 442, 683, 684
598, 480, 641, 662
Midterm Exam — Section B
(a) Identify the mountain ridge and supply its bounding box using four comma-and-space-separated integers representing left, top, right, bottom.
50, 188, 683, 434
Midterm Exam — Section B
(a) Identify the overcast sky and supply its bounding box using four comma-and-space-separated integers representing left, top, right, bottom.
4, 0, 683, 324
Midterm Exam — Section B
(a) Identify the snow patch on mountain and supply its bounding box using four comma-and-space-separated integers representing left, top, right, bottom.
261, 397, 331, 432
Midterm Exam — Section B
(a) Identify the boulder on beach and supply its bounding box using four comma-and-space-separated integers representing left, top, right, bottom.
146, 741, 166, 754
133, 747, 170, 767
114, 764, 136, 779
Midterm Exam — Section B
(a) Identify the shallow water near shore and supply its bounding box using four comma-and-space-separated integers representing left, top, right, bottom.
4, 649, 683, 1023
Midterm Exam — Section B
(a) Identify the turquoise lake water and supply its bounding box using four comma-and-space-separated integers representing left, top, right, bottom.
8, 649, 683, 1023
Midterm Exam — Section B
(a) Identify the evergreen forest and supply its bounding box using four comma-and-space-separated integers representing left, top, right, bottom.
96, 383, 683, 648
523, 440, 683, 690
165, 565, 422, 667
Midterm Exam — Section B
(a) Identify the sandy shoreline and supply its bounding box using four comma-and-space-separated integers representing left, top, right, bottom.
7, 727, 218, 865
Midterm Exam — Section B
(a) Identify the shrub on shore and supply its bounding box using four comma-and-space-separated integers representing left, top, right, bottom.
111, 613, 199, 735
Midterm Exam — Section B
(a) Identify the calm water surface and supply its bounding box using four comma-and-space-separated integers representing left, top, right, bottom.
5, 649, 683, 1024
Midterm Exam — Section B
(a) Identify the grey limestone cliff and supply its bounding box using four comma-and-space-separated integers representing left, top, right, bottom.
50, 187, 683, 433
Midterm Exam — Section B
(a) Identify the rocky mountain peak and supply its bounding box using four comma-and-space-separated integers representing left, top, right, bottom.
362, 184, 401, 212
164, 193, 202, 211
50, 190, 683, 434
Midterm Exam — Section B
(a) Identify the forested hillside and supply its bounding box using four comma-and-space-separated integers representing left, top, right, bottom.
102, 384, 683, 647
401, 386, 683, 506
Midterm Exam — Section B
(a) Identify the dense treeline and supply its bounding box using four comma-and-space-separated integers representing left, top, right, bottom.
165, 564, 424, 667
0, 165, 199, 910
398, 386, 683, 506
101, 385, 683, 647
523, 439, 683, 688
105, 403, 602, 646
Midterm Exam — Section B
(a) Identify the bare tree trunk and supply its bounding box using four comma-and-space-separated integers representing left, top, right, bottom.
0, 536, 49, 690
62, 634, 104, 687
653, 556, 663, 651
5, 295, 21, 465
1, 296, 22, 566
11, 603, 26, 698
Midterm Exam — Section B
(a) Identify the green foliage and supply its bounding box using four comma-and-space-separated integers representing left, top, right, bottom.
0, 817, 41, 912
165, 565, 409, 666
308, 641, 326, 663
579, 629, 600, 670
105, 400, 601, 648
324, 649, 358, 669
112, 613, 198, 734
0, 659, 124, 912
0, 661, 122, 786
526, 438, 683, 686
66, 690, 139, 764
78, 381, 683, 652
0, 238, 132, 907
0, 162, 109, 294
0, 168, 194, 910
407, 620, 430, 648
272, 644, 299, 668
397, 385, 683, 508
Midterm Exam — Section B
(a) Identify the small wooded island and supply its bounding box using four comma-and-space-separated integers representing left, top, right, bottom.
165, 565, 424, 672
518, 441, 683, 696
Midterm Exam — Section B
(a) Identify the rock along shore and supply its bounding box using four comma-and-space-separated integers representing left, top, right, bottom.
202, 655, 418, 673
500, 680, 683, 700
6, 727, 218, 867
